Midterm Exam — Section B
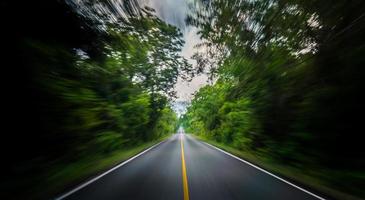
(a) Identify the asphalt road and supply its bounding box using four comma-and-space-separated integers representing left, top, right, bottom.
59, 133, 323, 200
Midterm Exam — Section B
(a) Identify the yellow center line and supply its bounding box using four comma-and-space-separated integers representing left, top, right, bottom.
180, 134, 190, 200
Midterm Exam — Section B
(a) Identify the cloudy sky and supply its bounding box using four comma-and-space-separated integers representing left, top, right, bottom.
142, 0, 208, 102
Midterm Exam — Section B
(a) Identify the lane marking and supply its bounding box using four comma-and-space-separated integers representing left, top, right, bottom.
197, 138, 326, 200
180, 134, 190, 200
55, 140, 166, 200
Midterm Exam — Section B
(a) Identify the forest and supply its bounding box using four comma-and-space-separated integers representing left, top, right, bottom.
1, 0, 364, 199
2, 0, 188, 199
182, 0, 365, 199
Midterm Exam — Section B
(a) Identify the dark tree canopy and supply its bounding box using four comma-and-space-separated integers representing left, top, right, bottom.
1, 0, 187, 199
183, 0, 365, 199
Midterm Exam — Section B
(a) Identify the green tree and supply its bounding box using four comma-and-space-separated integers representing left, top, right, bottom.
184, 0, 365, 198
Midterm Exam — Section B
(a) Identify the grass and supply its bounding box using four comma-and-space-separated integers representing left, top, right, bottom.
191, 134, 363, 200
30, 136, 169, 200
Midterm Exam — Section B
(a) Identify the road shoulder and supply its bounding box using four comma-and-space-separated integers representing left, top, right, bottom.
189, 134, 362, 200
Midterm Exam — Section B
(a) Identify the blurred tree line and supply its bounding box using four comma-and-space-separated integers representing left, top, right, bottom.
1, 0, 189, 198
183, 0, 365, 198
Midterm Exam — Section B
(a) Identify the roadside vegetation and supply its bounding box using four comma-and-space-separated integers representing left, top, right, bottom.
182, 0, 365, 199
2, 0, 186, 199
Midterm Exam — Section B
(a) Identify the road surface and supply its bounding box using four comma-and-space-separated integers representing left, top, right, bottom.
58, 133, 323, 200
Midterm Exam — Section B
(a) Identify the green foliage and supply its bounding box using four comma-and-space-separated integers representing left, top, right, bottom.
26, 3, 184, 160
184, 0, 365, 198
3, 1, 183, 199
152, 107, 179, 138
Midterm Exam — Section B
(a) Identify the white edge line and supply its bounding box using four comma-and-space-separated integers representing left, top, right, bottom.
201, 141, 326, 200
54, 140, 165, 200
